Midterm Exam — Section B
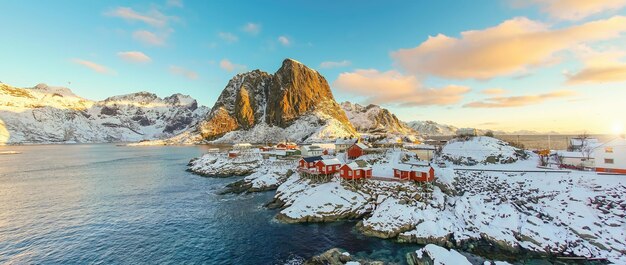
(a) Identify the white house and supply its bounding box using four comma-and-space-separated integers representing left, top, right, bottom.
301, 145, 323, 157
569, 137, 600, 152
555, 151, 593, 168
335, 138, 357, 152
591, 136, 626, 174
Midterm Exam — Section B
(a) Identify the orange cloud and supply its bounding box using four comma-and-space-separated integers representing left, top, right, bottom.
71, 59, 114, 74
219, 59, 247, 72
522, 0, 626, 21
391, 16, 626, 80
117, 51, 151, 63
333, 69, 470, 106
481, 88, 507, 95
169, 65, 198, 80
566, 45, 626, 84
464, 90, 575, 108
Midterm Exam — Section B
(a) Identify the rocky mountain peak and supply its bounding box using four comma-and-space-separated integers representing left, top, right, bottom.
192, 58, 356, 142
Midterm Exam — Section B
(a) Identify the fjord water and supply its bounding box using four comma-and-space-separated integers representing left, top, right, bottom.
0, 144, 414, 264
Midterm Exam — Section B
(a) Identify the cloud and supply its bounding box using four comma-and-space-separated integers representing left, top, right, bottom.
278, 36, 291, 46
320, 60, 351, 69
333, 69, 470, 106
167, 0, 183, 8
520, 0, 626, 21
242, 23, 261, 35
105, 7, 171, 28
169, 65, 198, 80
463, 90, 575, 108
566, 45, 626, 84
71, 59, 114, 74
219, 59, 247, 72
117, 51, 152, 63
132, 30, 167, 46
391, 16, 626, 80
481, 88, 507, 95
218, 32, 238, 43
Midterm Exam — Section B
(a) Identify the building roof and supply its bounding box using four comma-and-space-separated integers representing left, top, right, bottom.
344, 160, 371, 170
318, 158, 342, 166
302, 145, 322, 151
570, 138, 599, 146
352, 143, 369, 150
301, 156, 323, 162
393, 164, 431, 173
335, 138, 357, 145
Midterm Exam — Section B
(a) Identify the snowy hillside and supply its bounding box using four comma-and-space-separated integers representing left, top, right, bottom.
439, 136, 529, 165
406, 120, 458, 136
341, 101, 415, 136
0, 83, 208, 144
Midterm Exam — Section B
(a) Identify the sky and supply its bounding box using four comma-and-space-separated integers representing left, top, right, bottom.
1, 0, 626, 134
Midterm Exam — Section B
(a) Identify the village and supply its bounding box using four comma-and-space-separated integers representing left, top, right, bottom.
186, 129, 626, 264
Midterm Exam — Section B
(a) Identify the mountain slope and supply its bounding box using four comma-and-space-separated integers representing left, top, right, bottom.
181, 59, 357, 143
0, 83, 208, 144
341, 101, 414, 135
406, 120, 458, 136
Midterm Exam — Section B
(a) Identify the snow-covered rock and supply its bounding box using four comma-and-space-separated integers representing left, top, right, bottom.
187, 152, 263, 177
406, 120, 458, 136
440, 136, 528, 165
0, 83, 208, 144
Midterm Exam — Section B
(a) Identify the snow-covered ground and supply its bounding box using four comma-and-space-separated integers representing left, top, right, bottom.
440, 136, 528, 165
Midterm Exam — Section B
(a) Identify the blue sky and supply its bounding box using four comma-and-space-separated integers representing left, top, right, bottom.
1, 0, 625, 133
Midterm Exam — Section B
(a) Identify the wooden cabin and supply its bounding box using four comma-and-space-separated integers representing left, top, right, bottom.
298, 156, 323, 169
393, 164, 435, 182
347, 143, 369, 159
228, 150, 240, 158
315, 158, 342, 174
277, 142, 298, 150
340, 160, 372, 180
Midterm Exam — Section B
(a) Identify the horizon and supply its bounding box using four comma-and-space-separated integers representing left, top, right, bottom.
2, 1, 626, 134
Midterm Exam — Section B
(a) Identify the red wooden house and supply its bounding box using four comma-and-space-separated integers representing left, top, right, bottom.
340, 160, 372, 180
228, 151, 240, 158
277, 142, 298, 150
347, 143, 369, 159
298, 156, 323, 169
393, 164, 435, 182
315, 158, 342, 174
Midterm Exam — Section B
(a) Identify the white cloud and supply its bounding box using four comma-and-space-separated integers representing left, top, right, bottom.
167, 0, 183, 8
566, 45, 626, 84
219, 59, 247, 72
278, 36, 290, 46
481, 88, 507, 95
105, 7, 171, 28
169, 65, 198, 80
320, 60, 351, 69
242, 23, 261, 35
133, 30, 167, 46
333, 69, 470, 106
218, 32, 238, 43
71, 59, 115, 74
117, 51, 152, 63
391, 16, 626, 80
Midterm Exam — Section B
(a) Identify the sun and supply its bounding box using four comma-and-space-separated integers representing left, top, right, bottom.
612, 122, 624, 135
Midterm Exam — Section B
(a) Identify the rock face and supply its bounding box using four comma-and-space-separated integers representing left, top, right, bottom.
189, 59, 357, 143
341, 101, 415, 136
0, 83, 208, 144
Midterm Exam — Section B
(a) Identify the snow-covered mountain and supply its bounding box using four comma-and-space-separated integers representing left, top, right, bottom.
406, 120, 458, 136
340, 102, 415, 136
173, 59, 358, 144
0, 83, 208, 144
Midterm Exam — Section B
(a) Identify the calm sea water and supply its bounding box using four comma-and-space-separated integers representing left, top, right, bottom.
0, 144, 417, 264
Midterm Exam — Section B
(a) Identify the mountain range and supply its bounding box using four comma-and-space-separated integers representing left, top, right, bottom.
0, 83, 208, 144
0, 59, 560, 145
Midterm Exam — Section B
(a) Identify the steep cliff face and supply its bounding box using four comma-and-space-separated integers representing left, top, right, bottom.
341, 101, 414, 135
0, 83, 208, 144
192, 59, 357, 143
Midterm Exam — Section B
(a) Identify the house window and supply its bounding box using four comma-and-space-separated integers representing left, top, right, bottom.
342, 169, 345, 174
605, 147, 613, 153
605, 158, 614, 164
356, 171, 360, 176
348, 171, 352, 176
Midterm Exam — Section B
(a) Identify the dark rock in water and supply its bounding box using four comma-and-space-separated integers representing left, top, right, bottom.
305, 248, 384, 265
